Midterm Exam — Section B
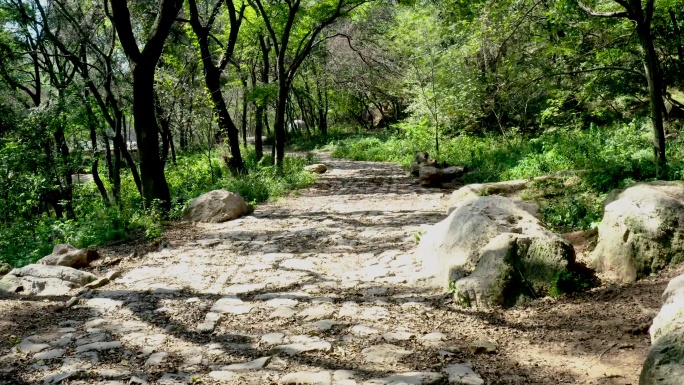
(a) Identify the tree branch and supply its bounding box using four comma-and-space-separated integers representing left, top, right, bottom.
519, 66, 644, 89
109, 0, 142, 63
576, 1, 629, 19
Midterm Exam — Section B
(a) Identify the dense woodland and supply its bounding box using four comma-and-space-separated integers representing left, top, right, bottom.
1, 0, 684, 267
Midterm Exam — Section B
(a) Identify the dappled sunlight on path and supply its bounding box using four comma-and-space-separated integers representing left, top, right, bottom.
0, 154, 675, 385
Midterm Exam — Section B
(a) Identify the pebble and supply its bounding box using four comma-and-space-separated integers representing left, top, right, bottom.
363, 372, 443, 385
75, 341, 122, 353
222, 356, 271, 370
261, 333, 286, 345
280, 371, 332, 385
443, 364, 484, 385
361, 344, 412, 364
33, 349, 65, 360
144, 352, 168, 366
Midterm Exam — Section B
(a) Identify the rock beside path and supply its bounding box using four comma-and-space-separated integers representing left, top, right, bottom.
419, 195, 578, 308
640, 273, 684, 384
38, 244, 99, 268
445, 179, 540, 218
410, 152, 464, 187
183, 189, 249, 223
591, 181, 684, 282
444, 364, 484, 385
305, 164, 328, 174
0, 262, 12, 278
363, 372, 443, 385
0, 264, 97, 296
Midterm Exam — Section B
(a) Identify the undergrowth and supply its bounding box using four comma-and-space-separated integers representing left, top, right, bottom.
0, 146, 316, 268
312, 120, 684, 232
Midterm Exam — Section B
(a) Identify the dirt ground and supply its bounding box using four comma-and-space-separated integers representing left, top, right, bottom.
0, 155, 678, 385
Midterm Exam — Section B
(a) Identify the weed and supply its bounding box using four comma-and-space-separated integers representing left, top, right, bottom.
548, 267, 598, 298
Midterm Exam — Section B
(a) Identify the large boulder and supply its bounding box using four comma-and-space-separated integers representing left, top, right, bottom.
418, 195, 577, 308
410, 152, 436, 176
418, 166, 443, 186
0, 264, 97, 296
0, 262, 10, 278
445, 179, 539, 218
640, 274, 684, 384
37, 244, 99, 268
304, 164, 327, 174
591, 181, 684, 282
183, 189, 249, 223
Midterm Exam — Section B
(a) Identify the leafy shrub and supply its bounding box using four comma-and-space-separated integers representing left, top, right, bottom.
548, 266, 599, 298
0, 147, 315, 267
320, 119, 684, 232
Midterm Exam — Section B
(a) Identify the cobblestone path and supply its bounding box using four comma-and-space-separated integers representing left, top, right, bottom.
3, 156, 494, 385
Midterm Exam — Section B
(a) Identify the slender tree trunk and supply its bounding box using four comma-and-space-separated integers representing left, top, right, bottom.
670, 9, 684, 81
53, 126, 75, 219
169, 131, 177, 165
132, 63, 170, 207
275, 77, 289, 167
187, 0, 246, 175
242, 91, 249, 147
637, 23, 667, 177
110, 0, 182, 211
92, 159, 109, 205
84, 90, 110, 205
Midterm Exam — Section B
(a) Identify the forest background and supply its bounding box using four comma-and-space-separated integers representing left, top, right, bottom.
1, 0, 683, 268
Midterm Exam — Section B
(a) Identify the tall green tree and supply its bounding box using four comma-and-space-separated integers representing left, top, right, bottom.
109, 0, 184, 210
249, 0, 369, 167
577, 0, 668, 177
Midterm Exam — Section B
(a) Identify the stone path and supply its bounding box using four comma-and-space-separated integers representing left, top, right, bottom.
1, 155, 489, 384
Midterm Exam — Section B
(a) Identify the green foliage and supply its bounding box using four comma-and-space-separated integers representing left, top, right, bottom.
548, 267, 598, 298
320, 119, 684, 232
0, 147, 315, 268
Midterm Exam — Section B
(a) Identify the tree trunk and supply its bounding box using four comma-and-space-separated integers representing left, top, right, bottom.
53, 126, 75, 219
187, 0, 246, 175
670, 9, 684, 82
637, 23, 668, 178
110, 0, 182, 211
255, 106, 264, 161
132, 63, 171, 209
274, 77, 289, 167
241, 90, 249, 147
92, 159, 109, 205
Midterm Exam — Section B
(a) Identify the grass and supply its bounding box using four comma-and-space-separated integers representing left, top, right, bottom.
0, 145, 316, 268
304, 120, 684, 232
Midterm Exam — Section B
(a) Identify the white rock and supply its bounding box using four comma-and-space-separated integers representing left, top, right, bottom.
361, 344, 412, 364
75, 341, 121, 353
145, 352, 168, 366
261, 333, 286, 346
209, 371, 239, 380
280, 371, 332, 384
381, 331, 416, 342
304, 164, 328, 174
363, 372, 443, 385
183, 189, 249, 223
222, 356, 271, 370
33, 349, 65, 360
443, 364, 484, 385
350, 325, 381, 336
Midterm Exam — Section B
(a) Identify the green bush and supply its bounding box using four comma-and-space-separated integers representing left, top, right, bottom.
0, 147, 316, 268
548, 267, 599, 298
320, 119, 684, 232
